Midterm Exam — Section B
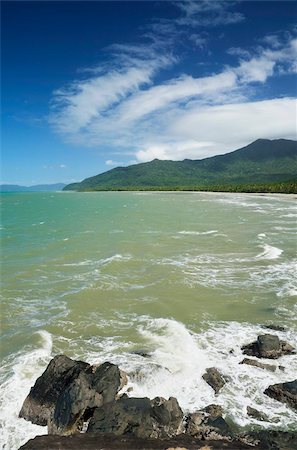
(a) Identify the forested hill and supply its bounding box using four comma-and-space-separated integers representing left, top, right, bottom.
63, 139, 297, 192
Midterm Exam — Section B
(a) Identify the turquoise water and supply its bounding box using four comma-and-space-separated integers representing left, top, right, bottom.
0, 191, 296, 449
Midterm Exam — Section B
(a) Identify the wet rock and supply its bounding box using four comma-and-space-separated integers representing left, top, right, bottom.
246, 406, 268, 422
19, 355, 89, 426
202, 368, 227, 394
87, 396, 184, 439
202, 404, 223, 418
49, 362, 128, 435
240, 358, 276, 372
263, 324, 286, 332
131, 350, 151, 358
250, 429, 297, 450
19, 432, 265, 449
241, 334, 295, 359
186, 405, 232, 441
264, 379, 297, 410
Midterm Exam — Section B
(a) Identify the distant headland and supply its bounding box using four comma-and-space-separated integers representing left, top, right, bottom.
63, 139, 297, 194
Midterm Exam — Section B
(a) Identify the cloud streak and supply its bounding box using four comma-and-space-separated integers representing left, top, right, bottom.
50, 3, 297, 163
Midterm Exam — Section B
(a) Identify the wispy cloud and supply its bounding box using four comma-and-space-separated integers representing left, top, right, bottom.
50, 3, 296, 163
176, 0, 245, 27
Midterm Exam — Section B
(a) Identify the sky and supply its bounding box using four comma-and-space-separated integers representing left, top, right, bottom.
2, 0, 297, 185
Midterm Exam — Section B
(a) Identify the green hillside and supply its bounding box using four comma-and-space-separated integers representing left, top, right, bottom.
64, 139, 297, 193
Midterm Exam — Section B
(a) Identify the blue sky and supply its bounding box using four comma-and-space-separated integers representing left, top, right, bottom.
2, 1, 297, 185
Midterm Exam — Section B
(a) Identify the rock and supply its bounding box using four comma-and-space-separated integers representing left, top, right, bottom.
202, 368, 227, 394
246, 406, 268, 422
240, 358, 276, 372
264, 379, 297, 410
131, 350, 151, 358
87, 396, 184, 439
49, 362, 128, 435
241, 334, 295, 359
250, 429, 297, 450
263, 324, 286, 332
19, 355, 89, 426
19, 432, 265, 450
186, 406, 232, 441
202, 404, 223, 418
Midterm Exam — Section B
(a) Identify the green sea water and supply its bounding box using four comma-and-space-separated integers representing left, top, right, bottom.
0, 191, 296, 449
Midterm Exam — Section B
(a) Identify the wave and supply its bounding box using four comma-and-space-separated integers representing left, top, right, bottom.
178, 230, 218, 236
255, 244, 283, 260
2, 318, 297, 450
85, 317, 297, 429
0, 331, 52, 450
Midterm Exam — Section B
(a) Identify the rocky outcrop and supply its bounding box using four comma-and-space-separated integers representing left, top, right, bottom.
246, 406, 268, 422
202, 367, 227, 394
18, 354, 297, 450
239, 358, 277, 372
19, 355, 89, 426
263, 324, 286, 332
49, 362, 127, 435
264, 379, 297, 410
87, 396, 184, 439
241, 334, 295, 359
19, 433, 266, 449
186, 404, 232, 441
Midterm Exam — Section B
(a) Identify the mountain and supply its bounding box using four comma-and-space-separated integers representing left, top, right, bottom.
0, 183, 66, 192
64, 139, 297, 192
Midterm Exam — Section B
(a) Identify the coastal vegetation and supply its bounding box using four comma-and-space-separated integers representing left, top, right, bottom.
63, 139, 297, 193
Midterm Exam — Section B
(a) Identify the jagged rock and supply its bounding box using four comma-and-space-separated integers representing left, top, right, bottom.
239, 358, 276, 372
186, 405, 232, 441
202, 368, 227, 394
264, 379, 297, 410
49, 362, 128, 435
19, 355, 89, 426
87, 396, 184, 439
202, 404, 223, 418
246, 406, 268, 422
241, 334, 295, 359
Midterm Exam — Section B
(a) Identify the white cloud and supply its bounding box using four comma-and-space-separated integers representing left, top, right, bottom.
50, 5, 296, 165
50, 53, 175, 135
166, 97, 297, 154
236, 57, 275, 83
176, 0, 245, 27
189, 33, 208, 49
105, 160, 125, 166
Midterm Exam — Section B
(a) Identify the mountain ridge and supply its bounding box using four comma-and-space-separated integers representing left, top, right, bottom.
0, 183, 66, 192
64, 139, 297, 192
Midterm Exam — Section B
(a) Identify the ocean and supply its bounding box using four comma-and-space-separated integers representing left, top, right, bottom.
0, 191, 296, 449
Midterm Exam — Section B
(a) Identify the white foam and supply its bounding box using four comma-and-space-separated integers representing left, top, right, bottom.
178, 230, 218, 236
82, 317, 297, 429
0, 330, 52, 450
255, 244, 283, 260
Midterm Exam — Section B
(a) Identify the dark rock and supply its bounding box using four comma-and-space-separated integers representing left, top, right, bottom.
87, 396, 184, 439
19, 355, 89, 426
241, 334, 295, 359
186, 406, 232, 441
246, 406, 268, 422
264, 379, 297, 410
240, 358, 276, 372
49, 362, 128, 435
19, 432, 265, 449
263, 324, 286, 332
202, 367, 227, 394
250, 429, 297, 450
131, 350, 151, 358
